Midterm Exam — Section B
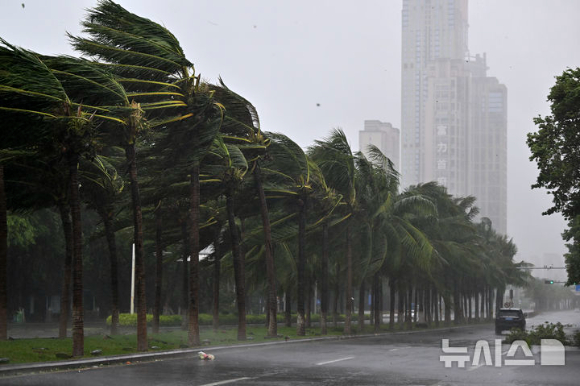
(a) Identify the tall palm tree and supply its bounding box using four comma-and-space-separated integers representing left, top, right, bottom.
0, 164, 6, 340
0, 40, 129, 354
203, 137, 250, 340
71, 0, 221, 349
212, 81, 278, 337
79, 155, 125, 335
263, 133, 328, 336
309, 129, 358, 334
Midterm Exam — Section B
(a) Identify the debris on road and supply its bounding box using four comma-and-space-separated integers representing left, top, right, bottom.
198, 351, 215, 360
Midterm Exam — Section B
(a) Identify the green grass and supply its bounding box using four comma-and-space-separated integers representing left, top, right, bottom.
0, 325, 349, 365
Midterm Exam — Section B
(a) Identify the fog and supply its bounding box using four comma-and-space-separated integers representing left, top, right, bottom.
1, 0, 578, 274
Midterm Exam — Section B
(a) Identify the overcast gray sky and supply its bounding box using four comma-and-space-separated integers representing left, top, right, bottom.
2, 0, 579, 268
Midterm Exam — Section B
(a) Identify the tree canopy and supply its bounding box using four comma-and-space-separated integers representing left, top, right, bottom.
527, 67, 580, 287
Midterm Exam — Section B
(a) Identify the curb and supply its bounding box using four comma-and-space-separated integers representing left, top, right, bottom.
0, 323, 492, 377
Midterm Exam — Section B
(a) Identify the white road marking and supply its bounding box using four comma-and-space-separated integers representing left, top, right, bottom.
315, 356, 355, 366
389, 346, 412, 351
199, 377, 254, 386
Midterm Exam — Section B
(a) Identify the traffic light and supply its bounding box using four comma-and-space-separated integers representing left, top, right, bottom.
544, 280, 554, 284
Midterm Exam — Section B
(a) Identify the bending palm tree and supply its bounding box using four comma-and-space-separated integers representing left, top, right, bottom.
0, 41, 127, 354
309, 129, 358, 334
71, 0, 222, 348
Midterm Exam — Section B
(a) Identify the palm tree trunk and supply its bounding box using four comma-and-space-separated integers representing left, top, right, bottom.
373, 274, 381, 332
306, 277, 312, 328
407, 285, 413, 330
426, 288, 431, 326
389, 279, 396, 330
57, 203, 73, 339
488, 287, 493, 319
181, 220, 189, 330
227, 186, 246, 340
358, 280, 365, 332
285, 291, 292, 327
69, 154, 84, 357
414, 286, 418, 324
320, 222, 329, 335
480, 289, 486, 320
99, 206, 119, 335
453, 280, 462, 325
344, 218, 353, 335
212, 224, 221, 331
468, 293, 472, 322
254, 164, 277, 337
0, 165, 7, 341
188, 165, 201, 346
378, 279, 383, 328
296, 197, 307, 336
433, 286, 439, 327
153, 207, 163, 334
333, 263, 340, 328
474, 290, 480, 321
398, 284, 405, 329
444, 293, 452, 326
124, 144, 147, 352
495, 286, 504, 316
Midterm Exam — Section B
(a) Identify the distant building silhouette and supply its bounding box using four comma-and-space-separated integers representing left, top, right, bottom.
359, 120, 400, 173
400, 0, 507, 234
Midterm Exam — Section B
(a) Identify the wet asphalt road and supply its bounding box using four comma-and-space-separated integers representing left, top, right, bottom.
1, 310, 579, 386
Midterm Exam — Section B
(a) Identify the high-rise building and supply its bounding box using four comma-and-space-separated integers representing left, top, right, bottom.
359, 120, 400, 172
468, 54, 508, 234
400, 0, 507, 234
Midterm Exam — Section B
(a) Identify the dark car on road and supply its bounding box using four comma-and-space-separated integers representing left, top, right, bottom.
495, 308, 526, 334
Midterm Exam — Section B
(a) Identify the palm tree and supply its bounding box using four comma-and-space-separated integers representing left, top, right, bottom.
0, 39, 132, 354
353, 149, 435, 332
212, 81, 278, 337
0, 164, 6, 340
309, 129, 358, 334
203, 137, 250, 340
263, 133, 326, 336
71, 0, 222, 349
79, 155, 125, 335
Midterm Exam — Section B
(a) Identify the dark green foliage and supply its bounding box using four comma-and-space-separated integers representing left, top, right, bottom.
573, 330, 580, 347
505, 322, 570, 346
105, 313, 358, 327
527, 68, 580, 286
563, 216, 580, 286
527, 67, 580, 220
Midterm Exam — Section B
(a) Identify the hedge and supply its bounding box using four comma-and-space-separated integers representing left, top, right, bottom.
106, 312, 363, 327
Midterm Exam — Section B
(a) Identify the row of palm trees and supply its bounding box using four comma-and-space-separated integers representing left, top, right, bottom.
0, 0, 528, 356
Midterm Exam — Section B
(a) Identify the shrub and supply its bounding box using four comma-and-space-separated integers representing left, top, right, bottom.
106, 314, 180, 327
505, 322, 570, 346
106, 312, 352, 327
573, 330, 580, 347
504, 327, 531, 346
